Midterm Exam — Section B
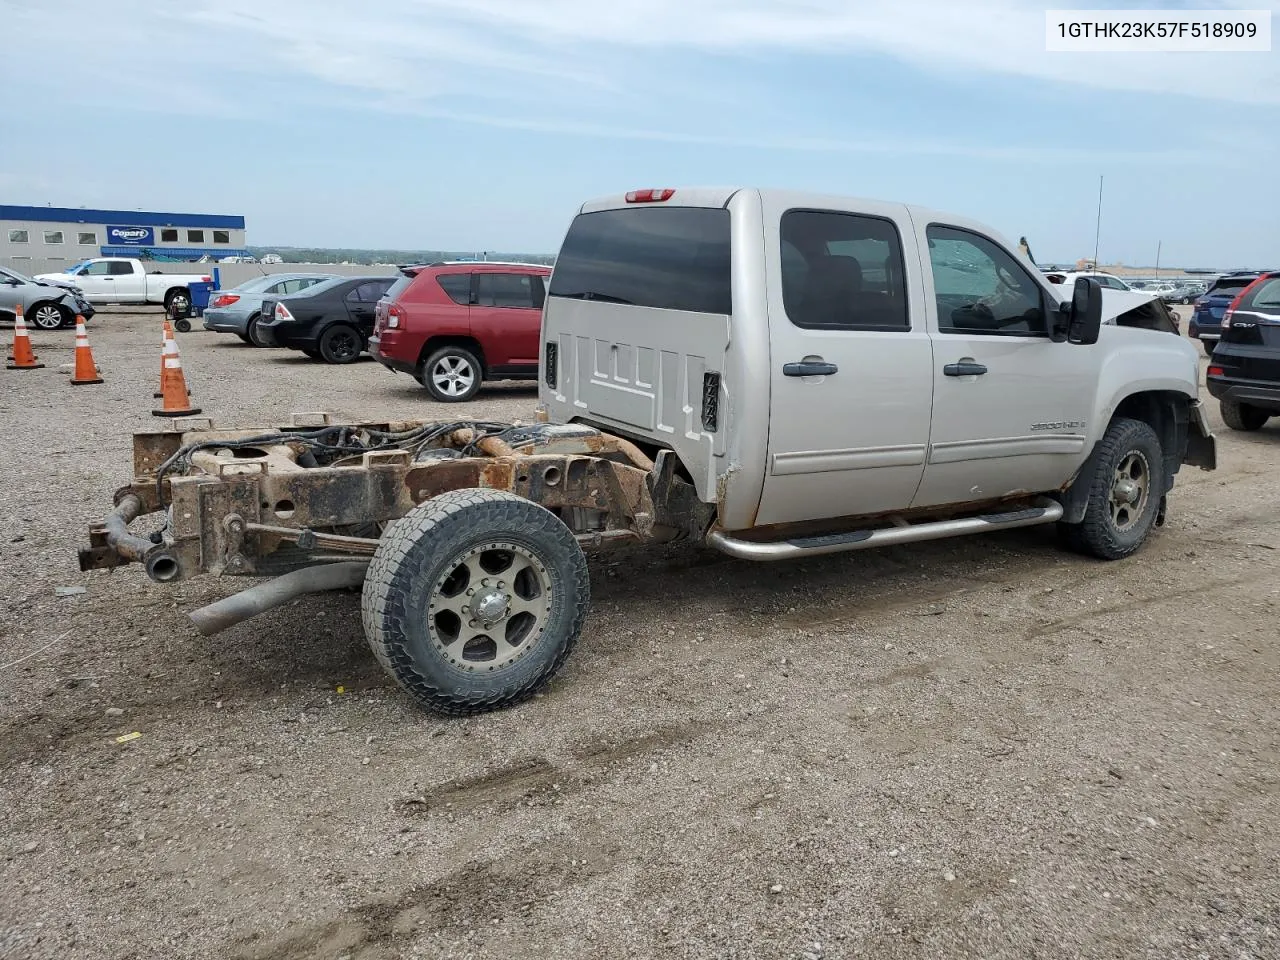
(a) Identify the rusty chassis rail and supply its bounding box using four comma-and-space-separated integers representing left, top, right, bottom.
78, 412, 716, 586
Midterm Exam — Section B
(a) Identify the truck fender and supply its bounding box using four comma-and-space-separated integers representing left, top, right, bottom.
1061, 386, 1199, 525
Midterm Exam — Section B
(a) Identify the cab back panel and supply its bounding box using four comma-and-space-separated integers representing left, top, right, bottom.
541, 200, 735, 499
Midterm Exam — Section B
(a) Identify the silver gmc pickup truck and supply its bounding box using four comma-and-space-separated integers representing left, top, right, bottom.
80, 187, 1217, 716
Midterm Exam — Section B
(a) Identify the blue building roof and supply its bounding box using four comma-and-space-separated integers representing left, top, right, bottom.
0, 205, 245, 229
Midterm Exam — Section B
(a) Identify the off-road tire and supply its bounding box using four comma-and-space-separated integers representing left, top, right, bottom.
1058, 417, 1165, 561
28, 302, 71, 330
1220, 399, 1269, 432
318, 323, 363, 364
362, 489, 590, 716
420, 345, 483, 403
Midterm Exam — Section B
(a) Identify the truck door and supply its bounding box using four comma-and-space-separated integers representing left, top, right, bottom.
110, 260, 145, 301
754, 200, 936, 527
73, 260, 114, 300
910, 222, 1099, 508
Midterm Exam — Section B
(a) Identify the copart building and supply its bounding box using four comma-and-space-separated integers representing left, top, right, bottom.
0, 205, 248, 262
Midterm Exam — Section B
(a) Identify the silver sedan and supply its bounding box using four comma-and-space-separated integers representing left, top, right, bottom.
202, 272, 339, 345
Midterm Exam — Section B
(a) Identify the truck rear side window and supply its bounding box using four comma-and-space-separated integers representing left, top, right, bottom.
548, 207, 731, 315
780, 210, 909, 331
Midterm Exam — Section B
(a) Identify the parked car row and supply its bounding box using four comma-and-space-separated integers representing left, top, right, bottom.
1205, 270, 1280, 432
200, 260, 551, 401
1189, 270, 1278, 355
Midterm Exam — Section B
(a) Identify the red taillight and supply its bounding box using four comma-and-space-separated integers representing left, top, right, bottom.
625, 188, 675, 203
1207, 365, 1224, 376
211, 294, 240, 308
1223, 275, 1267, 326
275, 302, 293, 321
386, 304, 403, 329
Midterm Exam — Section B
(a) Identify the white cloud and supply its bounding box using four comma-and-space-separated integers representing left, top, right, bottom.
163, 0, 1280, 106
8, 0, 1277, 141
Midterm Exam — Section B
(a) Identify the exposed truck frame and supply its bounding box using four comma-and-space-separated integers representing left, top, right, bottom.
82, 405, 1174, 714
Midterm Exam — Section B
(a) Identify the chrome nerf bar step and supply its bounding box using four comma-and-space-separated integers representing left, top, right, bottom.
706, 497, 1064, 561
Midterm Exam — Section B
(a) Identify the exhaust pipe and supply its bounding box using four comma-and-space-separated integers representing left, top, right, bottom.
188, 561, 370, 636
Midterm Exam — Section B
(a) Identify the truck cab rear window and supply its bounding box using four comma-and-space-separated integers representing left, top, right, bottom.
548, 207, 731, 315
780, 210, 909, 330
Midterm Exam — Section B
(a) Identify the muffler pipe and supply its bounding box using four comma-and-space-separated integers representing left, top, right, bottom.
188, 561, 370, 636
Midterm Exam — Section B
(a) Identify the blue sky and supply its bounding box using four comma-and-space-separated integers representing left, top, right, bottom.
4, 0, 1277, 266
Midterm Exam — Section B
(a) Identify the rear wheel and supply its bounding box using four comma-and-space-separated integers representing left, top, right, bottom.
29, 302, 70, 330
1058, 417, 1165, 561
317, 324, 363, 364
1220, 399, 1270, 432
420, 345, 482, 402
362, 489, 590, 716
165, 289, 191, 315
244, 314, 263, 347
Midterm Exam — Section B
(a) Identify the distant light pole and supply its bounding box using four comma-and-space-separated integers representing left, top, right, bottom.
1154, 241, 1161, 278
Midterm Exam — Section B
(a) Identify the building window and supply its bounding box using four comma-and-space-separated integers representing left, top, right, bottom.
213, 230, 230, 244
77, 232, 97, 245
8, 229, 29, 243
187, 229, 205, 243
44, 230, 64, 244
160, 228, 178, 242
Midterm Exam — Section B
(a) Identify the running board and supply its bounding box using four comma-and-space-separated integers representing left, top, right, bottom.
706, 497, 1064, 561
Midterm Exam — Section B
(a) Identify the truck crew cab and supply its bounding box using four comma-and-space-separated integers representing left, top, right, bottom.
80, 187, 1216, 716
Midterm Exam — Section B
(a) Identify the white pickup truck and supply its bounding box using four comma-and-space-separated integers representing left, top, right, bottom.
35, 257, 213, 313
79, 186, 1216, 717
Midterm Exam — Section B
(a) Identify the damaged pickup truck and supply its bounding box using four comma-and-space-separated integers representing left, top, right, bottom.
80, 187, 1217, 715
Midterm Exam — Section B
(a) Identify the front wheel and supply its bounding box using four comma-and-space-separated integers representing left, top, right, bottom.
317, 324, 363, 364
362, 489, 590, 716
29, 303, 70, 330
1058, 417, 1165, 561
420, 345, 482, 402
1220, 399, 1270, 432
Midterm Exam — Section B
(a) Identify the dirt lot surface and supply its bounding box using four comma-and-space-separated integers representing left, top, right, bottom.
2, 309, 1277, 960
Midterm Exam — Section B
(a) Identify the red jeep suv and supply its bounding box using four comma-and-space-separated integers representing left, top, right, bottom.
370, 261, 551, 402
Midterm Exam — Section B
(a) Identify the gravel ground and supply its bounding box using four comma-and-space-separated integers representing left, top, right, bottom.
1, 309, 1277, 960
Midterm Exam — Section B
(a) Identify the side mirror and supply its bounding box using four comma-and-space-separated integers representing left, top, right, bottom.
1068, 276, 1103, 345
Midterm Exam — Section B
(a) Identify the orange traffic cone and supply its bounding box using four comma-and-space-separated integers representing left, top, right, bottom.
152, 331, 201, 417
154, 318, 171, 397
69, 315, 104, 385
7, 304, 45, 370
154, 318, 191, 398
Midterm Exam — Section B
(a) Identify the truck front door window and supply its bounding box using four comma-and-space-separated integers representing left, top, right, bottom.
82, 262, 111, 276
927, 226, 1047, 336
